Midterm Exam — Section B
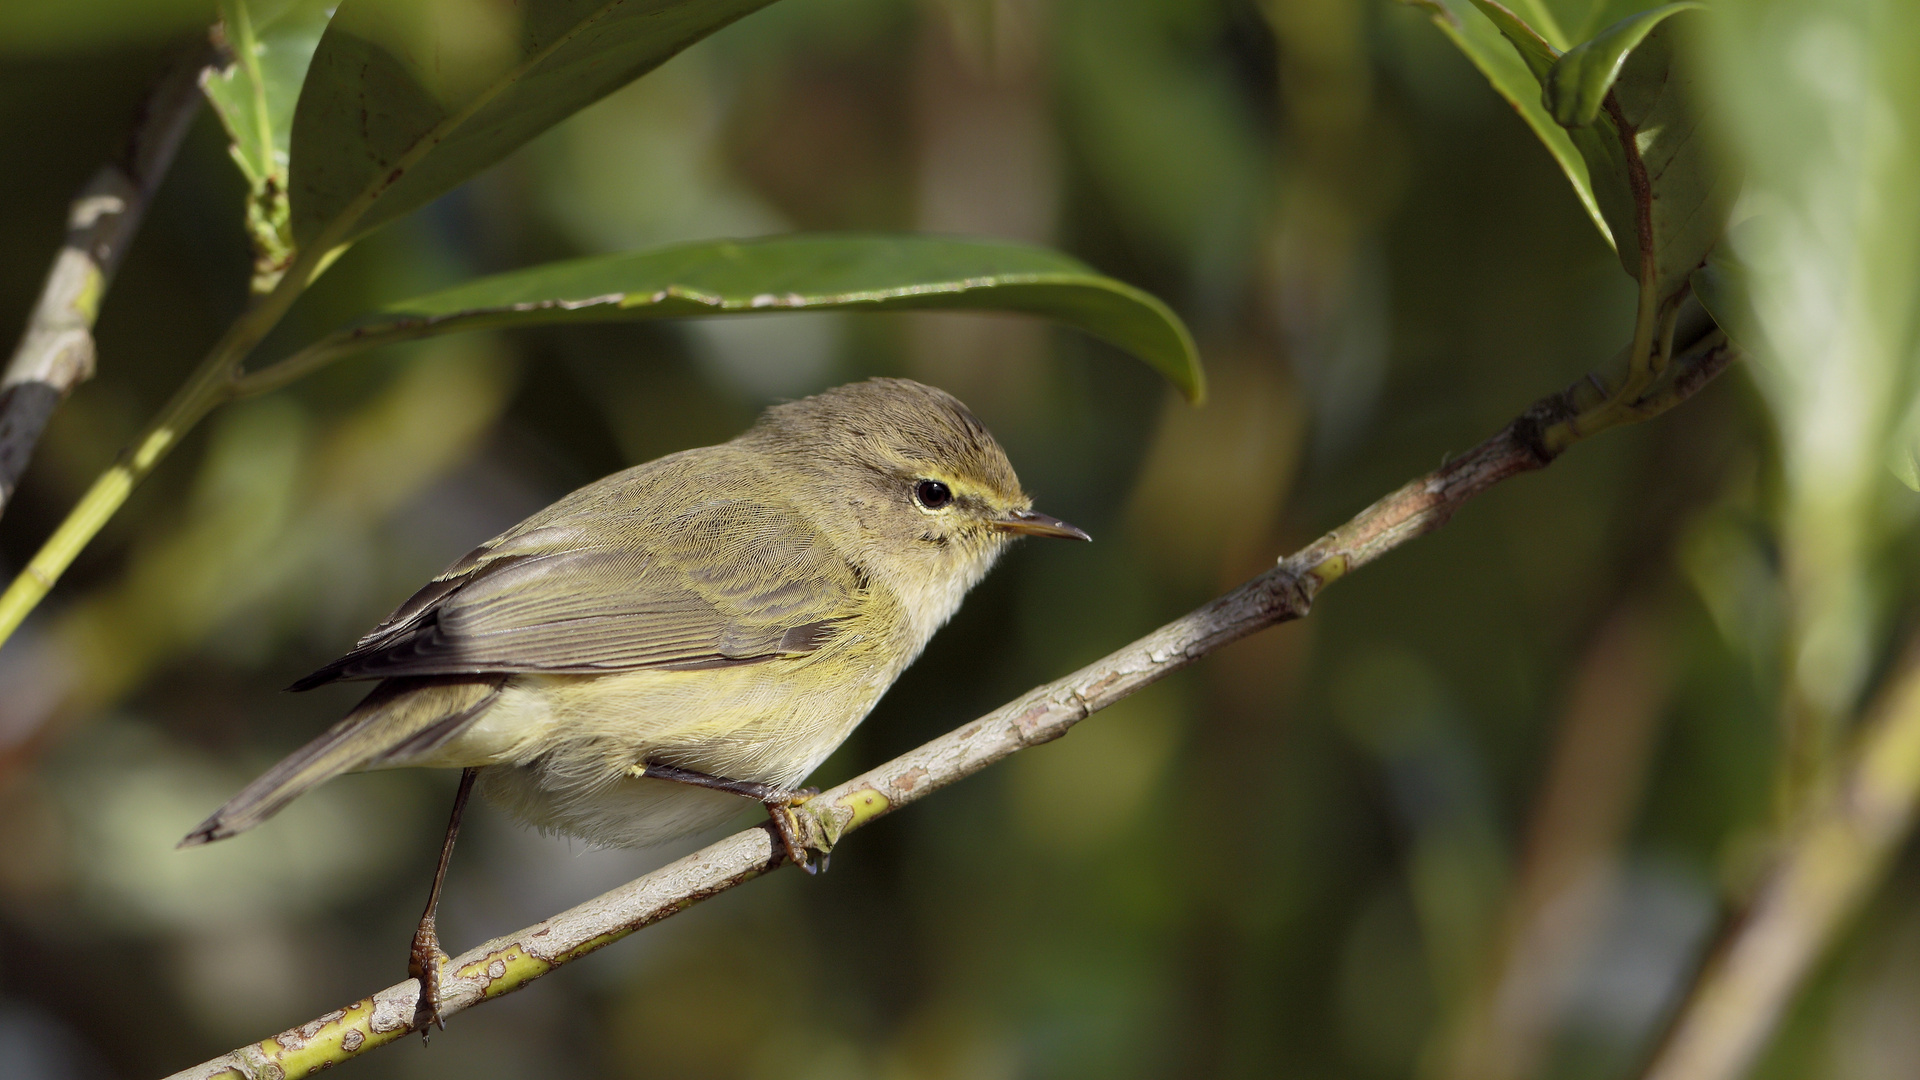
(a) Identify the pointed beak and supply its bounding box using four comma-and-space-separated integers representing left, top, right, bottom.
992, 507, 1092, 542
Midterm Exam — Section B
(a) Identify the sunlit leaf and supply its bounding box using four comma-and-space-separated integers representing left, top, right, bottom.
289, 0, 782, 252
1894, 427, 1920, 492
203, 0, 329, 194
1402, 0, 1614, 248
1544, 2, 1701, 126
1704, 0, 1920, 713
1705, 0, 1920, 494
202, 0, 331, 283
259, 235, 1206, 401
1468, 0, 1556, 78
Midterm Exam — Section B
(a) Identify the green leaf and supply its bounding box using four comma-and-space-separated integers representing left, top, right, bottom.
1466, 3, 1729, 307
1701, 0, 1920, 498
1544, 2, 1702, 127
1894, 426, 1920, 493
1589, 11, 1734, 304
1504, 0, 1572, 51
288, 0, 781, 254
202, 0, 332, 283
1402, 0, 1614, 249
1465, 0, 1640, 257
254, 235, 1206, 402
1468, 0, 1558, 79
1689, 232, 1753, 353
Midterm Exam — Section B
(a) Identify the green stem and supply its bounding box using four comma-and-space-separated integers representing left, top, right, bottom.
231, 326, 404, 400
1543, 89, 1684, 448
1537, 320, 1727, 457
0, 242, 326, 646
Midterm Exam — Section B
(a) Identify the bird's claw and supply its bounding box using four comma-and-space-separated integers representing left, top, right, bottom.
408, 919, 452, 1039
765, 788, 826, 874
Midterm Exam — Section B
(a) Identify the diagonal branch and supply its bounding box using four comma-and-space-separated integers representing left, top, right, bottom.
1638, 632, 1920, 1080
0, 37, 215, 520
162, 332, 1738, 1080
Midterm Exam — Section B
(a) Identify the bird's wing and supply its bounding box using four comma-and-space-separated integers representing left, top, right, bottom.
290, 498, 866, 689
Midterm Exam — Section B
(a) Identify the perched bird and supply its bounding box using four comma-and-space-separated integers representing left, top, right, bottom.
180, 377, 1088, 1025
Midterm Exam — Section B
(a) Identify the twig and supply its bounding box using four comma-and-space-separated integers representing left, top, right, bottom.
0, 39, 213, 520
1638, 635, 1920, 1080
159, 331, 1737, 1080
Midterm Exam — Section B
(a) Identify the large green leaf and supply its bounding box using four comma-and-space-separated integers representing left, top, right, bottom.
288, 0, 780, 252
250, 235, 1206, 401
202, 0, 332, 280
1700, 0, 1920, 496
1544, 2, 1702, 126
1402, 0, 1613, 249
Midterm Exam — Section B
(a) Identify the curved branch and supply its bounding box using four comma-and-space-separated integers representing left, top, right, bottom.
0, 38, 213, 520
162, 337, 1739, 1080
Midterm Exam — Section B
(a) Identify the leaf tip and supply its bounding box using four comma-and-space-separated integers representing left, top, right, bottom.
1180, 362, 1208, 406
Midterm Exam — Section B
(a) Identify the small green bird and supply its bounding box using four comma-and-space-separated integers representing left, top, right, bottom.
181, 377, 1087, 1024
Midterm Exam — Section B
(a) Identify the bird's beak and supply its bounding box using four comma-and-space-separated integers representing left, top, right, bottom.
992, 508, 1092, 541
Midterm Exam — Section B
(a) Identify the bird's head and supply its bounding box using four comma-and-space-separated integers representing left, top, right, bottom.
741, 377, 1089, 613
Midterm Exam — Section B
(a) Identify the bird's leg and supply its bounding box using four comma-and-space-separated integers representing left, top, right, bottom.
628, 761, 822, 874
409, 766, 479, 1038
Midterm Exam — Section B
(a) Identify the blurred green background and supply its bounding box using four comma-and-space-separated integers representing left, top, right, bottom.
2, 1, 1918, 1078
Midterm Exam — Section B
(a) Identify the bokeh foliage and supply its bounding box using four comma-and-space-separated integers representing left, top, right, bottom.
3, 1, 1919, 1079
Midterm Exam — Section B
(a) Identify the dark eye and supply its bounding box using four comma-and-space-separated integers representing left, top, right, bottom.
914, 479, 953, 509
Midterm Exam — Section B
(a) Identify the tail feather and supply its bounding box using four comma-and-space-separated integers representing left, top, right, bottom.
180, 676, 504, 847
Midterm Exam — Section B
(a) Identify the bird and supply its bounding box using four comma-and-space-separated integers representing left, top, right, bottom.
178, 376, 1089, 1027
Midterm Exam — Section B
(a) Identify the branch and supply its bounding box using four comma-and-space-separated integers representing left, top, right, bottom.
162, 333, 1738, 1080
0, 39, 213, 520
1638, 633, 1920, 1080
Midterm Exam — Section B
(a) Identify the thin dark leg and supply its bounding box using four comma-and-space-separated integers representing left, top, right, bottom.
409, 766, 479, 1037
630, 762, 821, 874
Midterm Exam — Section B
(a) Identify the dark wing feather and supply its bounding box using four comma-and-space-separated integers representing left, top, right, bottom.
291, 499, 863, 689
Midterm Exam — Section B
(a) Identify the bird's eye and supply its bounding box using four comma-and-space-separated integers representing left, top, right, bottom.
914, 479, 954, 509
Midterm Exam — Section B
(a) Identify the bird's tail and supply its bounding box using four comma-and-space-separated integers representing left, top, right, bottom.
179, 676, 504, 846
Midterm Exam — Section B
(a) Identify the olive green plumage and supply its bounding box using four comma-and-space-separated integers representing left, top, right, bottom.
183, 378, 1086, 849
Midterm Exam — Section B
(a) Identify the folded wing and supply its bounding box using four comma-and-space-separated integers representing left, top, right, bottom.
292, 497, 865, 689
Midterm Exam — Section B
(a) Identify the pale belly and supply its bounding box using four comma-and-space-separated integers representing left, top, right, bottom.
393, 653, 902, 848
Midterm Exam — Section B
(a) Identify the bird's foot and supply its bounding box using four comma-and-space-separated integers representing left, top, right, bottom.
408, 917, 452, 1039
629, 762, 830, 873
762, 787, 824, 875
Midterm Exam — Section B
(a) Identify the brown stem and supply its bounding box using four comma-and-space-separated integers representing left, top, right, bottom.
159, 348, 1738, 1080
0, 37, 214, 520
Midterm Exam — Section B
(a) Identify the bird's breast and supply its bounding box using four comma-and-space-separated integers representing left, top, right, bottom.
423, 617, 907, 787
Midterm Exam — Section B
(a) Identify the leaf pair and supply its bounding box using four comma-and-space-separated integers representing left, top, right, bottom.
199, 0, 1204, 399
1410, 0, 1737, 377
1483, 1, 1731, 316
